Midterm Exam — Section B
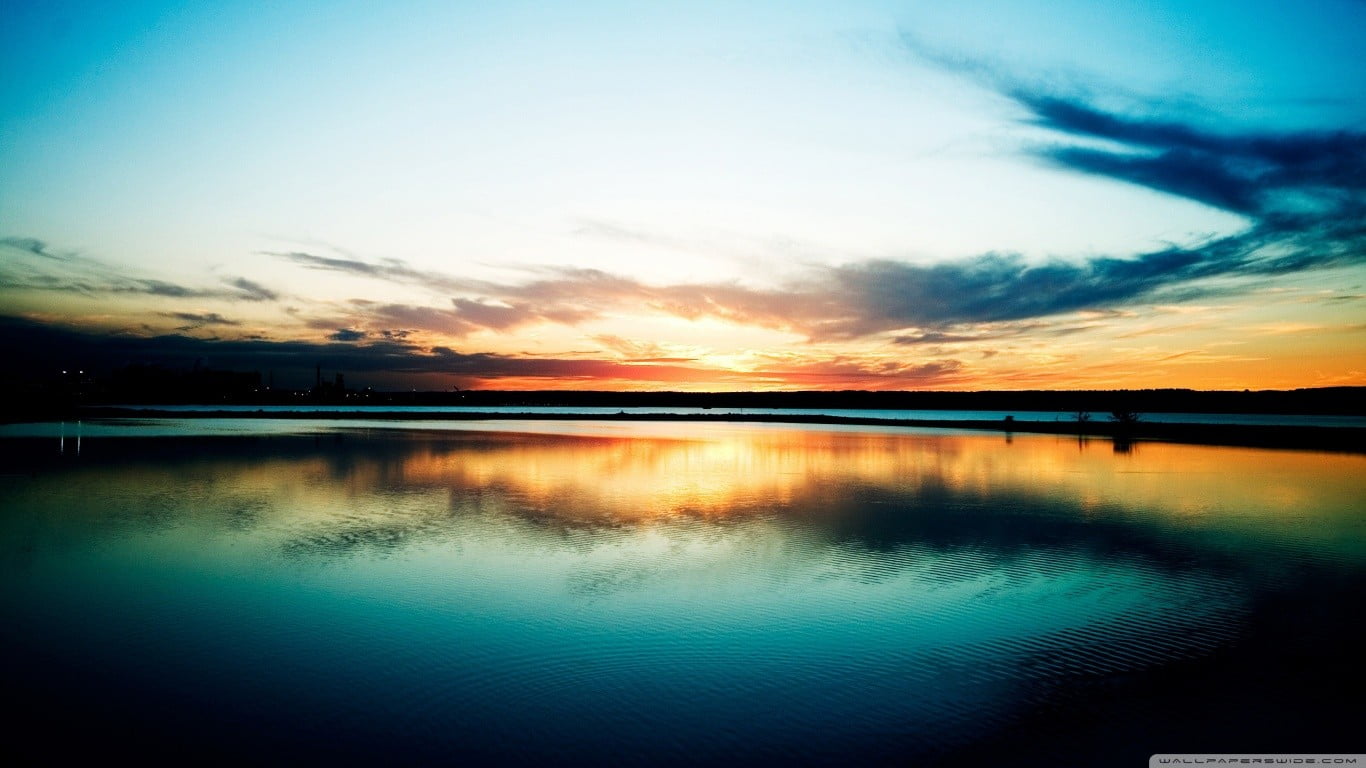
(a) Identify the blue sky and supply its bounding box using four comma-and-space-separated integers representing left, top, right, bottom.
2, 1, 1364, 389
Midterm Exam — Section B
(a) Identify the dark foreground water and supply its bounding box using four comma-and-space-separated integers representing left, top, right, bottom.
2, 420, 1362, 765
100, 403, 1366, 428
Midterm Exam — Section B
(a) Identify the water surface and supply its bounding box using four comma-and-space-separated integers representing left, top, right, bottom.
95, 403, 1366, 428
2, 420, 1362, 764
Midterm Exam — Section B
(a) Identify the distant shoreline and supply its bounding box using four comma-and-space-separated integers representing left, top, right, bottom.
57, 407, 1366, 453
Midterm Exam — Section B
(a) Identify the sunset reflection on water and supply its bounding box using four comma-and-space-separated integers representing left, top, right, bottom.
33, 421, 1353, 541
1, 421, 1362, 764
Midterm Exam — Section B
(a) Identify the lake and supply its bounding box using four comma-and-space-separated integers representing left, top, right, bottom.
2, 419, 1362, 764
95, 403, 1366, 428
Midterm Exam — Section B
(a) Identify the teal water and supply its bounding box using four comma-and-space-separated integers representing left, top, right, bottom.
94, 403, 1366, 428
2, 421, 1362, 764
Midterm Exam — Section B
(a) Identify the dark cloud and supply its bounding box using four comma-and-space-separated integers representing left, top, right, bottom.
161, 312, 241, 331
3, 235, 281, 303
223, 277, 278, 302
256, 149, 1360, 343
268, 252, 604, 336
895, 35, 1365, 301
901, 28, 1366, 225
277, 224, 1353, 344
2, 273, 239, 300
110, 277, 278, 302
419, 228, 1344, 340
0, 314, 655, 387
0, 314, 452, 383
892, 331, 989, 345
270, 251, 385, 276
450, 298, 521, 329
370, 303, 474, 337
743, 357, 967, 388
328, 328, 366, 342
0, 315, 971, 390
295, 295, 599, 341
0, 236, 67, 260
128, 279, 209, 298
267, 250, 463, 292
13, 51, 1363, 361
1016, 91, 1366, 218
1043, 145, 1261, 214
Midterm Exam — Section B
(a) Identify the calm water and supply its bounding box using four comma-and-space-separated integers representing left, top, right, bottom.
2, 420, 1363, 765
100, 403, 1366, 428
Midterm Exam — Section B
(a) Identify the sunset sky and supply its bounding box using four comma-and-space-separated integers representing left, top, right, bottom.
3, 0, 1364, 390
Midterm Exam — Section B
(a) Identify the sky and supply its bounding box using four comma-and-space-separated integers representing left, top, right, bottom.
2, 0, 1364, 391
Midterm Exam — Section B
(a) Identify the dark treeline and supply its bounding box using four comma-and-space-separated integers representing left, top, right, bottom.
435, 388, 1365, 415
12, 380, 1364, 418
4, 359, 1362, 419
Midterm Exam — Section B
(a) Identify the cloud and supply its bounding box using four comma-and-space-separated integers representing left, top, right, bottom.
592, 334, 666, 359
893, 331, 993, 345
0, 236, 67, 260
253, 100, 1362, 342
19, 198, 1361, 353
429, 229, 1350, 340
590, 334, 696, 363
368, 303, 475, 336
2, 235, 281, 303
895, 35, 1366, 291
1016, 91, 1366, 218
108, 277, 279, 302
1043, 145, 1261, 214
269, 253, 603, 337
573, 219, 703, 253
0, 314, 714, 387
20, 57, 1359, 357
270, 218, 1360, 345
296, 293, 600, 341
270, 251, 386, 276
128, 279, 212, 298
160, 312, 242, 331
897, 31, 1366, 223
267, 250, 463, 293
900, 39, 1366, 274
328, 328, 366, 342
737, 356, 967, 388
223, 277, 278, 302
448, 297, 589, 331
0, 314, 977, 390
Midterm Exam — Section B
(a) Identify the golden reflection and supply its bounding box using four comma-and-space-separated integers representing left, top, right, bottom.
16, 423, 1365, 556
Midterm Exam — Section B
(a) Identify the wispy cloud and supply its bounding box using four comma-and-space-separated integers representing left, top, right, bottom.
740, 356, 967, 388
0, 314, 972, 390
224, 277, 278, 302
898, 30, 1366, 248
274, 222, 1362, 345
159, 312, 242, 331
2, 236, 282, 303
261, 78, 1366, 344
266, 250, 464, 293
590, 334, 696, 363
1016, 91, 1366, 219
0, 236, 68, 260
0, 314, 711, 387
13, 46, 1364, 361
